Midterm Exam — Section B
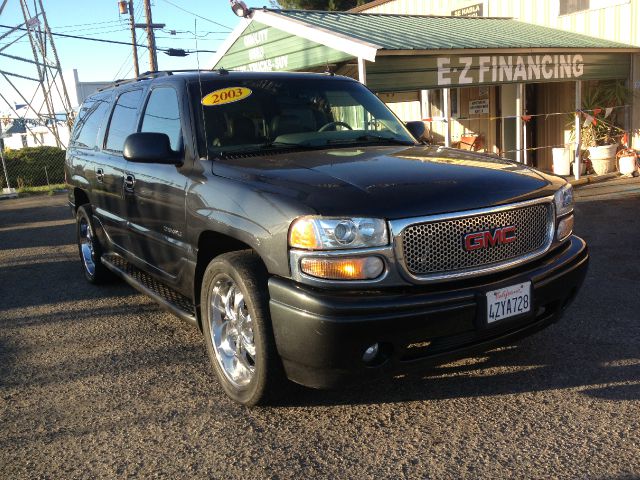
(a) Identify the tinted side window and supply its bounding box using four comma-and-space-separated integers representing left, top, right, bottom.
71, 97, 110, 149
141, 88, 182, 150
105, 89, 144, 152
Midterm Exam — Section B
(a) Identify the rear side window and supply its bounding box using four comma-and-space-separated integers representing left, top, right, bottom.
141, 88, 182, 151
71, 97, 111, 149
105, 89, 144, 152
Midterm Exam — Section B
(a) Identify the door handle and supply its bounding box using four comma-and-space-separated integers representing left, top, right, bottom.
95, 168, 104, 183
124, 173, 136, 192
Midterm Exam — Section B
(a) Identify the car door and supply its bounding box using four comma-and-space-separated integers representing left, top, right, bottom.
99, 88, 145, 253
124, 85, 188, 280
68, 92, 130, 251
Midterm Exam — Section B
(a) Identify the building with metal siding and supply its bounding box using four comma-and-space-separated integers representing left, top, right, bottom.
353, 0, 640, 154
210, 6, 639, 176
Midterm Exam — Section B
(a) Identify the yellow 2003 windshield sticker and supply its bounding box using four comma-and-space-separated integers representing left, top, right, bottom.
201, 87, 252, 106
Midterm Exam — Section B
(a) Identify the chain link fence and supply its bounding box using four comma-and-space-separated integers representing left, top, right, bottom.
0, 146, 66, 193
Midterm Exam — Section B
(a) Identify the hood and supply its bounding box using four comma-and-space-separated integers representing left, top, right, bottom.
211, 145, 561, 219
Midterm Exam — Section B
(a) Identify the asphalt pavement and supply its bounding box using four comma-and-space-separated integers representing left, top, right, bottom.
1, 182, 639, 479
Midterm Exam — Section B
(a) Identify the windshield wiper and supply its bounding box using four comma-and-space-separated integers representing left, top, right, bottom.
210, 140, 316, 157
354, 134, 415, 145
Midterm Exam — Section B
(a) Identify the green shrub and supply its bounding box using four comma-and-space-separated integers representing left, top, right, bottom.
1, 146, 66, 189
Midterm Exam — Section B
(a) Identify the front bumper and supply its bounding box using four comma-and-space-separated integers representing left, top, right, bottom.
268, 235, 589, 389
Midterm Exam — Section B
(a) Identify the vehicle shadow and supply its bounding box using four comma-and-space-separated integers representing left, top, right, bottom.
273, 331, 640, 407
0, 256, 137, 311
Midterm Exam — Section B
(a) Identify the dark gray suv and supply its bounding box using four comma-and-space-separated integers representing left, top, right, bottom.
66, 70, 588, 405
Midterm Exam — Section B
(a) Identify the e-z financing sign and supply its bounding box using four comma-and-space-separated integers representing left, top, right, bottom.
437, 54, 585, 86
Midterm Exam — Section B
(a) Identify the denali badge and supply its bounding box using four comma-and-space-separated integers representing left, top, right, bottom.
464, 226, 517, 251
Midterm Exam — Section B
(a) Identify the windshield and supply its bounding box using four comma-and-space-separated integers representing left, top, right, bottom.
190, 77, 416, 157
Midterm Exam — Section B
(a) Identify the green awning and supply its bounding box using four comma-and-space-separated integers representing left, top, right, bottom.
211, 9, 639, 91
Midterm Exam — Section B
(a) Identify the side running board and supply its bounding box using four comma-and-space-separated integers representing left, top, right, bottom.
102, 254, 197, 327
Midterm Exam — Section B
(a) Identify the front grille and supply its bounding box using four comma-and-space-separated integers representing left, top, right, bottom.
401, 202, 553, 277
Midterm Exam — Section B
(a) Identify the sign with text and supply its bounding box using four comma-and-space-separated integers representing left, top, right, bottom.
367, 52, 630, 92
469, 99, 489, 114
437, 54, 586, 86
215, 22, 352, 72
452, 3, 483, 17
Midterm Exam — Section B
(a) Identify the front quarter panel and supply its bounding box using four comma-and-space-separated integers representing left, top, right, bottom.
187, 164, 315, 278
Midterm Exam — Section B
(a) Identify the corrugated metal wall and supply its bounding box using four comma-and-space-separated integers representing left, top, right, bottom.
361, 0, 640, 150
361, 0, 639, 47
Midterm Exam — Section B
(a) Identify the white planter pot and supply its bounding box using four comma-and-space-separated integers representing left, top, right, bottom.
552, 147, 571, 176
588, 144, 618, 175
618, 153, 637, 175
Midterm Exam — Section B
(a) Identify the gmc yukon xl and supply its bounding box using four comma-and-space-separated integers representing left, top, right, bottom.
66, 70, 588, 405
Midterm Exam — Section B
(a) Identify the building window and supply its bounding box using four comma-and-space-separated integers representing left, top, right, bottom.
559, 0, 628, 15
559, 0, 589, 14
422, 89, 459, 119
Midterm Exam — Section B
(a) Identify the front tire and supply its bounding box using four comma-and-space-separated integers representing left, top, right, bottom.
76, 205, 112, 284
200, 251, 286, 406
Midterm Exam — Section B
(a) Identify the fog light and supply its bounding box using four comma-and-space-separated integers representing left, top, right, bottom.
557, 214, 574, 241
300, 256, 384, 280
362, 343, 379, 362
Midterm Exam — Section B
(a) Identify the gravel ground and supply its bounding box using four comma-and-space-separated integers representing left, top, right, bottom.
1, 184, 639, 479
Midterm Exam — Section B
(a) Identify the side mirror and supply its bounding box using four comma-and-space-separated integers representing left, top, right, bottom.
123, 132, 180, 165
405, 121, 427, 142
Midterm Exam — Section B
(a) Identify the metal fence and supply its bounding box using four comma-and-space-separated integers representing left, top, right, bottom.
0, 146, 66, 192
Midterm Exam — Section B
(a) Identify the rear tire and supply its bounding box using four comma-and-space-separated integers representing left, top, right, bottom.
76, 205, 113, 284
200, 250, 286, 406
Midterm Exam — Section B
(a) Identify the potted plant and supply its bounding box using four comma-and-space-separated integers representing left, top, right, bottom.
574, 81, 631, 175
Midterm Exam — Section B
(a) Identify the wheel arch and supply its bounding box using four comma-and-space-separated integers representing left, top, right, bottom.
193, 230, 269, 330
73, 187, 90, 211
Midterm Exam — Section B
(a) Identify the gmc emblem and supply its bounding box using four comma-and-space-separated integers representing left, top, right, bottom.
464, 226, 517, 251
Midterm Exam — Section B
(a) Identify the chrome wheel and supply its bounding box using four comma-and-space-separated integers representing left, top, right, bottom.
209, 275, 256, 388
79, 216, 96, 276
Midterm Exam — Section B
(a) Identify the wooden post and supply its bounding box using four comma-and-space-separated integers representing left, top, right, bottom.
574, 81, 582, 180
143, 0, 158, 72
516, 83, 523, 163
443, 88, 451, 147
128, 0, 139, 77
357, 57, 367, 85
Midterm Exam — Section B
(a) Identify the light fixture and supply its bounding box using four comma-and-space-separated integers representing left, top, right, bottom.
118, 0, 128, 15
230, 0, 251, 18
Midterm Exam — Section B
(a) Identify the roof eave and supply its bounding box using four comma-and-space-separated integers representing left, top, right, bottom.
377, 47, 640, 56
252, 10, 380, 62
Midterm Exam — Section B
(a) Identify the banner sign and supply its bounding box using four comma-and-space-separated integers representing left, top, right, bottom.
367, 53, 629, 92
452, 3, 483, 17
437, 54, 585, 86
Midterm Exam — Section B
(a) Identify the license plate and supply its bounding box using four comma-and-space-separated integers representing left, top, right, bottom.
486, 282, 531, 324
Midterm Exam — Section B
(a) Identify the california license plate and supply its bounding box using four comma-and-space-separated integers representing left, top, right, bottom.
486, 282, 531, 324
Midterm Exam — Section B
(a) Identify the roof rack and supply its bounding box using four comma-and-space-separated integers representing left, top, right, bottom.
97, 69, 219, 91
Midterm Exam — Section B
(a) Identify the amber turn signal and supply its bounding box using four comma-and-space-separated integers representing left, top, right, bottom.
300, 257, 384, 280
289, 218, 319, 249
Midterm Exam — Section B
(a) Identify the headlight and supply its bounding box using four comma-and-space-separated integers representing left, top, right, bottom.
554, 184, 574, 217
289, 217, 388, 250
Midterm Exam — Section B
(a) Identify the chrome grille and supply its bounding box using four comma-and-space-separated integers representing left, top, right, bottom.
401, 202, 553, 276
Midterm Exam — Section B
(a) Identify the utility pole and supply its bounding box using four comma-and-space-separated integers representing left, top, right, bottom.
118, 0, 140, 76
127, 0, 139, 77
143, 0, 158, 72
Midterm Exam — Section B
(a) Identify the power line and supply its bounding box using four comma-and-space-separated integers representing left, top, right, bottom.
0, 24, 167, 51
159, 0, 233, 31
49, 19, 123, 29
